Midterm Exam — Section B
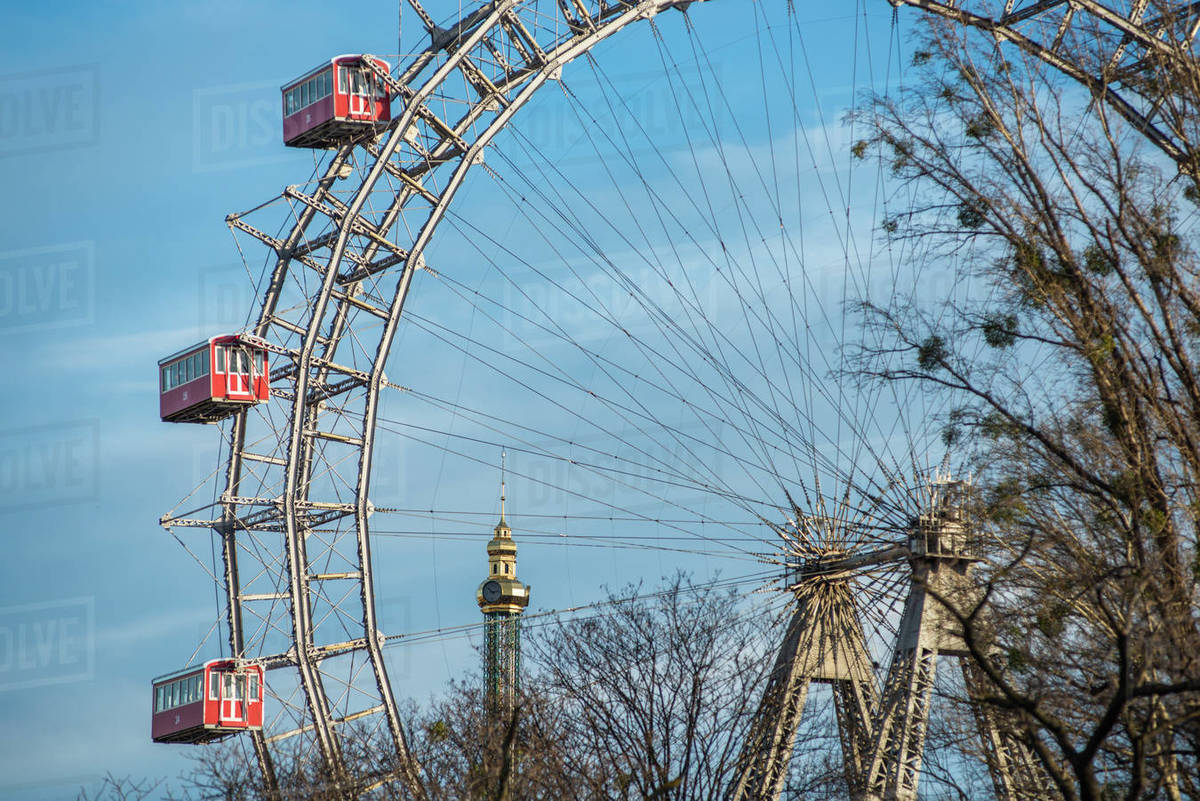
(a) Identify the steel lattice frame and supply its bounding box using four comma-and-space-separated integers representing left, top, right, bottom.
728, 485, 1049, 801
161, 0, 720, 795
157, 1, 1200, 799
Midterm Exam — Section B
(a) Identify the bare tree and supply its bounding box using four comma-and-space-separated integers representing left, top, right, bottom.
523, 573, 779, 801
408, 573, 782, 801
849, 7, 1200, 800
409, 683, 594, 801
78, 774, 165, 801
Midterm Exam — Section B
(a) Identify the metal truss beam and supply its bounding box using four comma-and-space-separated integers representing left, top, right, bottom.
862, 637, 938, 801
961, 658, 1049, 801
727, 581, 875, 801
857, 482, 1045, 801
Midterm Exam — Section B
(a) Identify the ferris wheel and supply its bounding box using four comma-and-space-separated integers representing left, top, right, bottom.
154, 0, 1200, 799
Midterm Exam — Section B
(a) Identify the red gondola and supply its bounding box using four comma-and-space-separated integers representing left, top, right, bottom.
282, 54, 391, 148
151, 660, 265, 744
158, 334, 270, 423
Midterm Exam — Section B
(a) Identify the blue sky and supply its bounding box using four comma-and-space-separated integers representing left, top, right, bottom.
0, 1, 916, 796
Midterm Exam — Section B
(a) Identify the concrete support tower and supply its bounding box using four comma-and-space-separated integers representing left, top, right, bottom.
476, 469, 530, 718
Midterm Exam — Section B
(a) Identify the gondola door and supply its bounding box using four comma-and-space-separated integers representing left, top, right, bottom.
348, 67, 372, 119
226, 347, 253, 399
218, 670, 245, 725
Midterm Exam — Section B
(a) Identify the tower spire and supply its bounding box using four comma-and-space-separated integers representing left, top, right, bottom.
499, 449, 507, 529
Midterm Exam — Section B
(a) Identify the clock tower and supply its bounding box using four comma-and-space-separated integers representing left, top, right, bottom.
476, 466, 530, 717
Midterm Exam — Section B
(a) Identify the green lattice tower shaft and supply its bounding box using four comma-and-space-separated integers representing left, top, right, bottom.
483, 611, 523, 714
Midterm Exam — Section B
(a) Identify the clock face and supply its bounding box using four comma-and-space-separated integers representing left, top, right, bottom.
482, 580, 502, 603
